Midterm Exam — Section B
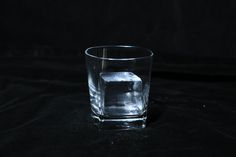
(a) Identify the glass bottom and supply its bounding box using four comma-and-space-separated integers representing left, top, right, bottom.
91, 113, 147, 130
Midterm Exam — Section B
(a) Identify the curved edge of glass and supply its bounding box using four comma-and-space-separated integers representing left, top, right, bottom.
85, 45, 154, 61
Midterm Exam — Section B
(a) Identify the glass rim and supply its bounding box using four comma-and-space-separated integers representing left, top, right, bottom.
85, 45, 154, 61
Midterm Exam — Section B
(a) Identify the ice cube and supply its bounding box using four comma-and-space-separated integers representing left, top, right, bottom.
99, 72, 143, 117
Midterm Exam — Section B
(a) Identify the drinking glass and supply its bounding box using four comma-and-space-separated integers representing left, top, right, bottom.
85, 45, 153, 129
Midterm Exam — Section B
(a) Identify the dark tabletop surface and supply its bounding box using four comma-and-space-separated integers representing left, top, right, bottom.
0, 57, 236, 157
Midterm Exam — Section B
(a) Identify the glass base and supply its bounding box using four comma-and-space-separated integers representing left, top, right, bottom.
91, 113, 147, 130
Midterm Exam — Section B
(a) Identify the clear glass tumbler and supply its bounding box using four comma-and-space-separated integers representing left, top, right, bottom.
85, 45, 153, 129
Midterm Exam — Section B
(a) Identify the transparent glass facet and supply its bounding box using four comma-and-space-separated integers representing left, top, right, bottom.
85, 45, 153, 129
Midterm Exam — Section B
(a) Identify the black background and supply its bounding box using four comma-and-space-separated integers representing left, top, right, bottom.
1, 0, 236, 59
0, 0, 236, 157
